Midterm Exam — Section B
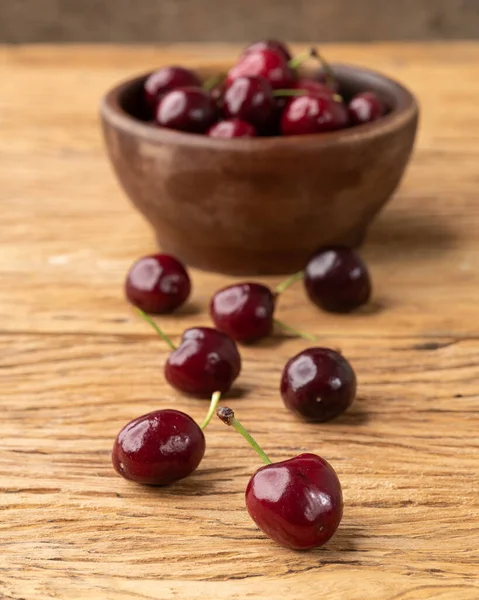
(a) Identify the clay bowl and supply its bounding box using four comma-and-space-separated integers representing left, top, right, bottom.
100, 64, 419, 275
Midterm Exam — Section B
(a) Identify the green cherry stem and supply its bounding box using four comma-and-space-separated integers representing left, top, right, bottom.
200, 391, 222, 430
288, 47, 316, 70
313, 48, 337, 90
134, 308, 177, 351
217, 407, 272, 465
275, 270, 304, 294
273, 89, 308, 97
274, 319, 317, 342
203, 72, 226, 91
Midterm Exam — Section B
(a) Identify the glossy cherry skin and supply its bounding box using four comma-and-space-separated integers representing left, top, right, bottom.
207, 118, 256, 138
223, 76, 275, 131
348, 91, 385, 125
155, 87, 217, 134
281, 347, 356, 421
281, 93, 349, 135
125, 254, 191, 314
144, 66, 201, 108
246, 453, 343, 549
112, 409, 205, 486
304, 247, 372, 313
210, 283, 275, 343
165, 328, 241, 397
226, 49, 295, 90
243, 39, 292, 62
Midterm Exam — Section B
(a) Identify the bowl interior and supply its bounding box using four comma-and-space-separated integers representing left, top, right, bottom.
118, 65, 408, 126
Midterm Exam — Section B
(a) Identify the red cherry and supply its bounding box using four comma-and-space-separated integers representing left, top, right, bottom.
226, 49, 295, 90
144, 67, 201, 108
207, 119, 256, 138
348, 91, 385, 125
217, 407, 343, 550
281, 347, 357, 421
243, 40, 292, 62
223, 76, 275, 131
246, 454, 343, 549
304, 247, 372, 312
210, 283, 275, 343
165, 327, 241, 397
155, 87, 217, 134
112, 409, 205, 485
125, 254, 191, 314
281, 93, 349, 135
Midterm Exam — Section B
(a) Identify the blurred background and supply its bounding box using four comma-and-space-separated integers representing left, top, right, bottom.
1, 0, 478, 43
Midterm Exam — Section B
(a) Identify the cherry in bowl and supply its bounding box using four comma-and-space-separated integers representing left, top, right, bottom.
144, 66, 201, 108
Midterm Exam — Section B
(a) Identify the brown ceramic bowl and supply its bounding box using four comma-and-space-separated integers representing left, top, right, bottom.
100, 64, 419, 275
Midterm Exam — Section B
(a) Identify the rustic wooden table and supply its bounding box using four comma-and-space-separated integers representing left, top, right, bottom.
1, 43, 478, 600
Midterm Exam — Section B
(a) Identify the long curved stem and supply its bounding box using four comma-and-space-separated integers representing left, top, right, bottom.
200, 391, 222, 430
217, 407, 272, 465
134, 308, 176, 351
275, 270, 304, 294
274, 319, 316, 342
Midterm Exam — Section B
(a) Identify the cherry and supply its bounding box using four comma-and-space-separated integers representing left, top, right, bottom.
125, 254, 191, 314
112, 409, 205, 485
281, 347, 357, 421
207, 119, 256, 138
281, 93, 349, 135
348, 91, 385, 125
112, 391, 222, 486
304, 247, 372, 313
155, 87, 217, 134
226, 48, 295, 90
223, 76, 275, 131
144, 66, 201, 108
137, 310, 241, 397
217, 406, 343, 550
243, 40, 292, 62
210, 274, 314, 344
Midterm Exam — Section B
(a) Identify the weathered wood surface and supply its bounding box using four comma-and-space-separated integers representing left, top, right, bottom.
0, 43, 478, 600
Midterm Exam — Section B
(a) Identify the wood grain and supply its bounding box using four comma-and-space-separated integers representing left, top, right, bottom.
0, 43, 478, 600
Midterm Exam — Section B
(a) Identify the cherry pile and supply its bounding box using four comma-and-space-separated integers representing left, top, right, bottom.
112, 243, 372, 550
141, 39, 388, 138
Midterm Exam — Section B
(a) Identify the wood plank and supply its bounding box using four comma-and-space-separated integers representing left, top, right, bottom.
0, 43, 478, 600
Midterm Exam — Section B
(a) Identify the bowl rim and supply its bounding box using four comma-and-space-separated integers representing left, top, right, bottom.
100, 62, 419, 151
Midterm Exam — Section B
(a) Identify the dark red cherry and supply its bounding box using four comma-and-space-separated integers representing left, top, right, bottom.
304, 246, 372, 312
226, 49, 295, 90
246, 453, 343, 549
210, 283, 275, 343
223, 76, 275, 131
207, 118, 256, 138
348, 91, 385, 125
165, 328, 241, 396
155, 87, 217, 133
112, 409, 205, 485
243, 40, 292, 62
125, 254, 191, 314
281, 347, 356, 421
281, 93, 349, 135
144, 66, 201, 108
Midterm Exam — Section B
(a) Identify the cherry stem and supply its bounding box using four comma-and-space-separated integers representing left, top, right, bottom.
275, 270, 304, 294
313, 48, 337, 90
288, 47, 317, 70
273, 89, 308, 97
203, 72, 226, 92
217, 407, 272, 465
200, 391, 222, 430
134, 308, 177, 351
274, 319, 316, 342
